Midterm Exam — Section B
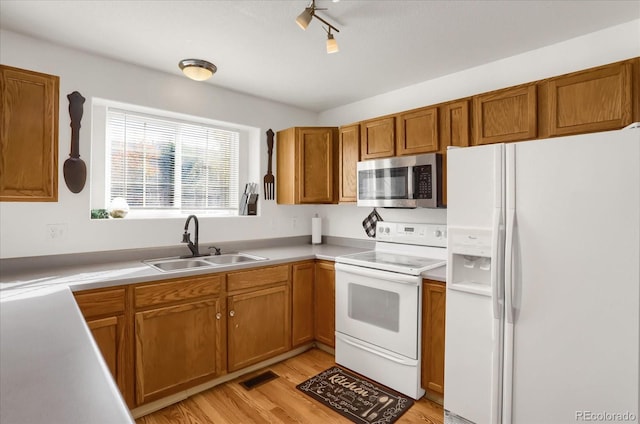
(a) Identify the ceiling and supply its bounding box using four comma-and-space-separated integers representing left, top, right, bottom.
1, 1, 638, 112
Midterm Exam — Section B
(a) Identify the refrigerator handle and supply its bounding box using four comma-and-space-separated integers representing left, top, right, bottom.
505, 209, 515, 324
491, 207, 502, 320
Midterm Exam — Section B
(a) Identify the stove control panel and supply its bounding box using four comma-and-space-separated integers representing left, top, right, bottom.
376, 222, 447, 247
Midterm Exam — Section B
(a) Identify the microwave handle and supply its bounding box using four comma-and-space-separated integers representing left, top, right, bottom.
408, 166, 414, 199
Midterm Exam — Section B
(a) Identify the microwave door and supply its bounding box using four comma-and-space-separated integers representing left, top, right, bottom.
358, 167, 412, 207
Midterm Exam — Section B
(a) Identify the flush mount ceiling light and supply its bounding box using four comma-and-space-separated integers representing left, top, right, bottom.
178, 59, 217, 81
296, 0, 340, 54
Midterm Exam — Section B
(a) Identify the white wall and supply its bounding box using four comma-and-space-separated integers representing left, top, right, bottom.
1, 20, 639, 258
314, 19, 640, 240
0, 30, 320, 259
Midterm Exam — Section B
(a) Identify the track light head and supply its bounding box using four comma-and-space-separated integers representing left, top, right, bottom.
326, 32, 339, 54
296, 6, 314, 30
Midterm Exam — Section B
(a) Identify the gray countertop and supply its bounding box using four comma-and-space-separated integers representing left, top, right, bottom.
0, 239, 444, 422
0, 286, 134, 424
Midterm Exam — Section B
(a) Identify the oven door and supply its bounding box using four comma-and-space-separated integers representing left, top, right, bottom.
335, 263, 421, 359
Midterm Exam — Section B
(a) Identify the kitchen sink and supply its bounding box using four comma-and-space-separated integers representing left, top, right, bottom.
144, 253, 267, 272
144, 258, 217, 272
203, 253, 267, 265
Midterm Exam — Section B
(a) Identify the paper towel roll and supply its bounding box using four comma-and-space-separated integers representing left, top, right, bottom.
312, 215, 322, 245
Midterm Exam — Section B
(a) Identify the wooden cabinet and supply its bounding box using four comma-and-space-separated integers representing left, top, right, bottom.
473, 84, 537, 145
314, 260, 335, 347
421, 280, 446, 403
291, 261, 315, 347
74, 287, 132, 407
276, 126, 339, 204
133, 275, 224, 405
546, 61, 633, 137
0, 65, 59, 202
360, 116, 395, 160
396, 106, 439, 156
338, 123, 360, 202
439, 99, 470, 206
226, 265, 291, 371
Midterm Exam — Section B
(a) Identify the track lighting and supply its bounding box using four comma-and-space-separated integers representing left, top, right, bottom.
295, 0, 340, 54
178, 59, 217, 81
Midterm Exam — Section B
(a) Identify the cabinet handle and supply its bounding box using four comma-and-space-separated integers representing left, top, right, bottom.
215, 312, 222, 320
229, 310, 235, 317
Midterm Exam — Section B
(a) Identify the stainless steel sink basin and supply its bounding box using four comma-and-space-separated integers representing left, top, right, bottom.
145, 258, 216, 272
203, 253, 267, 265
144, 253, 267, 272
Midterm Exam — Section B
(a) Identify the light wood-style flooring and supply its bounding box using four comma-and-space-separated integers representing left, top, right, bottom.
136, 348, 444, 424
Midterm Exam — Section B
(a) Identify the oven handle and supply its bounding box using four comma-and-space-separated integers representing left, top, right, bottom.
335, 263, 421, 285
336, 333, 417, 366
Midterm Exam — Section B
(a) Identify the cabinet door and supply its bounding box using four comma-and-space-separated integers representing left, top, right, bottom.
440, 100, 470, 206
339, 124, 360, 202
135, 299, 223, 405
0, 65, 59, 201
314, 261, 335, 347
292, 262, 315, 347
397, 106, 439, 155
87, 315, 126, 396
227, 284, 291, 372
473, 85, 537, 145
548, 62, 632, 136
360, 116, 395, 160
421, 281, 446, 401
298, 127, 337, 203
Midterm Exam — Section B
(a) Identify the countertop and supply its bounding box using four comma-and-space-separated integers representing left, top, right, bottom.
0, 239, 444, 422
0, 286, 134, 424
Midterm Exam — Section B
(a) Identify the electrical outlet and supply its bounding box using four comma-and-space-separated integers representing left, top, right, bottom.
46, 223, 68, 240
291, 216, 297, 229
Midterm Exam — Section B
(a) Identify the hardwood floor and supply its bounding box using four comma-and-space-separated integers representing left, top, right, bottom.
136, 348, 444, 424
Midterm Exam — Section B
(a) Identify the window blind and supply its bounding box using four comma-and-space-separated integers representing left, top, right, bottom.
106, 109, 239, 212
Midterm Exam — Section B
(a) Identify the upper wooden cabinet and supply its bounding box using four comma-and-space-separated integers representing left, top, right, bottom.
276, 127, 338, 204
397, 106, 439, 155
338, 123, 360, 203
360, 116, 395, 160
546, 61, 633, 137
439, 99, 470, 206
0, 65, 59, 202
473, 84, 537, 145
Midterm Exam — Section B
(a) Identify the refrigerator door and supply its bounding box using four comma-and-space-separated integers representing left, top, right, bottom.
504, 130, 639, 423
445, 144, 504, 424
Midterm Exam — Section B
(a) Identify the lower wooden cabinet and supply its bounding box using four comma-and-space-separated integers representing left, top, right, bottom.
135, 298, 224, 404
74, 287, 132, 407
314, 260, 336, 347
291, 261, 315, 347
421, 280, 446, 402
227, 284, 291, 371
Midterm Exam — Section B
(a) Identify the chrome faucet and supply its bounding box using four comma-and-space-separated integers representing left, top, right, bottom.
181, 215, 209, 258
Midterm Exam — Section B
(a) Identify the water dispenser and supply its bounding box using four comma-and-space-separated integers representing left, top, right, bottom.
448, 227, 494, 296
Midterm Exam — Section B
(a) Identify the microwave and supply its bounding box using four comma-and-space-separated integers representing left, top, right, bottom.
357, 153, 444, 208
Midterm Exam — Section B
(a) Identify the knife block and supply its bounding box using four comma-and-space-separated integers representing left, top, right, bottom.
247, 194, 258, 216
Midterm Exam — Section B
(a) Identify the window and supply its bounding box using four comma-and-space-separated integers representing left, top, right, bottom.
106, 108, 240, 215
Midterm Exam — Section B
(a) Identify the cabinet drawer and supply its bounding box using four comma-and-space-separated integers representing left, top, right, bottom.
74, 287, 126, 318
227, 265, 289, 293
135, 274, 223, 308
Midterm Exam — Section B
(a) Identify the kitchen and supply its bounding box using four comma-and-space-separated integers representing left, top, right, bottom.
1, 1, 640, 423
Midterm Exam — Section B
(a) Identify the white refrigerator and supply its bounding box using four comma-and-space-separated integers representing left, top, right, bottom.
444, 127, 640, 424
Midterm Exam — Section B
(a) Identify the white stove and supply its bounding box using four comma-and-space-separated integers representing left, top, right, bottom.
334, 222, 447, 400
337, 222, 447, 275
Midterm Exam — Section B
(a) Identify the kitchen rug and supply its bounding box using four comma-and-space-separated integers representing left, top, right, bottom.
296, 366, 414, 424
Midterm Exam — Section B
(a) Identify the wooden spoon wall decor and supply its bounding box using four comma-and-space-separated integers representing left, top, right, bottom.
63, 91, 87, 193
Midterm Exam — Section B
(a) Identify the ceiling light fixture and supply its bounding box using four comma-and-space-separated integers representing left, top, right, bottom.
178, 59, 217, 81
295, 0, 340, 54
